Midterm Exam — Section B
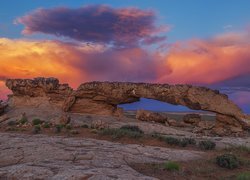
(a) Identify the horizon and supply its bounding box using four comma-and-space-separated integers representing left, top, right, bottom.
0, 0, 250, 113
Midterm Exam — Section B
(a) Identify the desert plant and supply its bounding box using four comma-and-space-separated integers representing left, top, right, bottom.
120, 125, 144, 134
81, 124, 89, 128
150, 132, 165, 140
99, 128, 143, 139
32, 118, 43, 125
164, 137, 181, 145
163, 161, 180, 171
199, 140, 216, 150
19, 117, 28, 124
54, 124, 63, 133
236, 172, 250, 180
32, 125, 41, 134
182, 138, 196, 145
65, 124, 72, 130
42, 122, 50, 128
7, 120, 17, 126
216, 154, 239, 169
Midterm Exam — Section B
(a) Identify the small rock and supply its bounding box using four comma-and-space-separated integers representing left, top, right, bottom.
91, 120, 109, 129
136, 110, 168, 123
183, 114, 201, 125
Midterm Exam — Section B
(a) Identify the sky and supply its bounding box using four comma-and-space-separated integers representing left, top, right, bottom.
0, 0, 250, 113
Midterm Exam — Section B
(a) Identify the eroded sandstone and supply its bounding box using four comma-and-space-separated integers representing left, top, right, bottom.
4, 77, 250, 135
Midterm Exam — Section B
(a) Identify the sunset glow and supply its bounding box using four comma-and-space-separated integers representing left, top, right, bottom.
1, 1, 250, 112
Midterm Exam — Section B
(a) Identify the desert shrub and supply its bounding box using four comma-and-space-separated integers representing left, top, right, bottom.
163, 161, 180, 171
164, 137, 181, 145
199, 140, 216, 150
7, 120, 17, 126
65, 124, 72, 130
179, 138, 196, 147
216, 154, 239, 169
32, 125, 41, 134
81, 124, 89, 128
42, 122, 50, 128
120, 125, 144, 134
182, 138, 196, 145
32, 118, 43, 125
150, 132, 165, 140
54, 124, 63, 133
179, 139, 188, 147
19, 117, 28, 124
99, 128, 143, 139
236, 172, 250, 180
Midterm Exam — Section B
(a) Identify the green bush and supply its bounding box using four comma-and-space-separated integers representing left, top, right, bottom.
32, 118, 43, 125
236, 172, 250, 180
216, 154, 239, 169
120, 125, 144, 134
32, 125, 41, 134
42, 122, 50, 128
163, 161, 180, 171
7, 121, 17, 126
164, 137, 181, 145
19, 117, 28, 124
199, 140, 216, 150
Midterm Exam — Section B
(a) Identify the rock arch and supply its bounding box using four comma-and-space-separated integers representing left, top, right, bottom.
5, 78, 250, 135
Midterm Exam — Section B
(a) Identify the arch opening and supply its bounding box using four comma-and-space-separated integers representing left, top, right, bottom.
118, 98, 216, 121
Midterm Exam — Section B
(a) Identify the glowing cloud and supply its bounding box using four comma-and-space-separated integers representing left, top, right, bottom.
159, 31, 250, 85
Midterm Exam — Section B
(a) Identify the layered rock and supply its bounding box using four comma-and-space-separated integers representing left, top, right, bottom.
6, 77, 73, 107
5, 77, 250, 135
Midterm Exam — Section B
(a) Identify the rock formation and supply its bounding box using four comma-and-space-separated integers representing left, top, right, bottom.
5, 77, 250, 136
0, 100, 7, 116
183, 114, 201, 125
136, 110, 168, 123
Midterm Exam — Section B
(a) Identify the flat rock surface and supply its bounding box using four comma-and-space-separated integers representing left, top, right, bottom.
0, 133, 203, 180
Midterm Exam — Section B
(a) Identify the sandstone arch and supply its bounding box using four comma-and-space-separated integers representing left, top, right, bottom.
5, 78, 250, 135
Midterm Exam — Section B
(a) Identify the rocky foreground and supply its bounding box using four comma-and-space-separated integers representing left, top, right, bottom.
0, 133, 202, 179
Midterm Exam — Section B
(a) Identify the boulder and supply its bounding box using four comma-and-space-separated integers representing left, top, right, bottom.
183, 114, 201, 125
51, 114, 71, 125
136, 110, 168, 123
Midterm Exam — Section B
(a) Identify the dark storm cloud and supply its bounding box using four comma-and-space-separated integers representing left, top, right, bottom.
17, 5, 168, 48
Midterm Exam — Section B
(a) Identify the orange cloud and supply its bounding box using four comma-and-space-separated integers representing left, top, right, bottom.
1, 30, 250, 101
158, 31, 250, 85
0, 38, 161, 99
0, 38, 89, 87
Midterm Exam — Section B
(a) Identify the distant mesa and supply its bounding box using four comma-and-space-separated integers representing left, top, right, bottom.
2, 77, 250, 136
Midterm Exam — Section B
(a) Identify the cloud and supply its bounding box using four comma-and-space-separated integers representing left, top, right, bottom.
158, 31, 250, 85
16, 5, 168, 48
0, 38, 163, 97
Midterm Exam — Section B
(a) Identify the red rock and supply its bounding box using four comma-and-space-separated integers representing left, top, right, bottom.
5, 77, 250, 135
183, 114, 201, 125
136, 110, 168, 123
